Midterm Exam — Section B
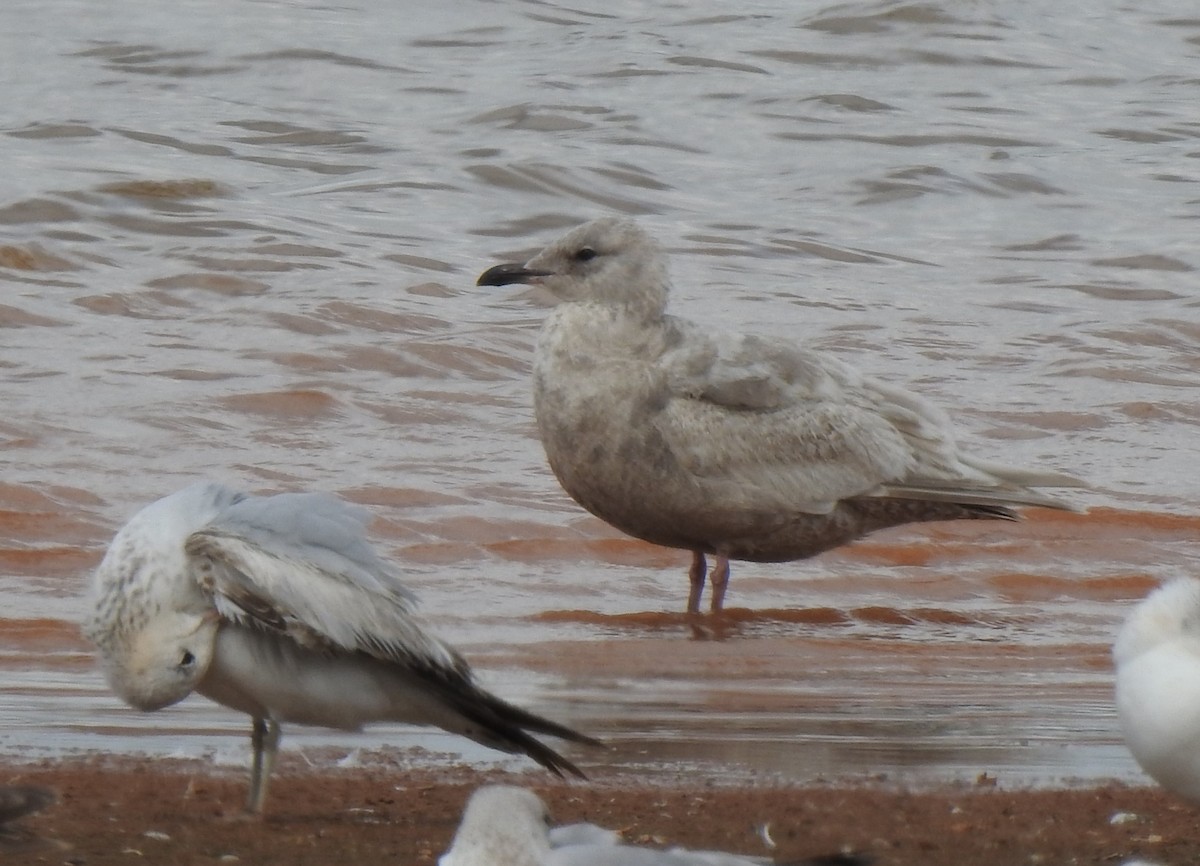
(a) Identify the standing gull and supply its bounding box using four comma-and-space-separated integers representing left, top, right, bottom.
478, 218, 1082, 614
439, 785, 868, 866
83, 482, 599, 814
1113, 577, 1200, 803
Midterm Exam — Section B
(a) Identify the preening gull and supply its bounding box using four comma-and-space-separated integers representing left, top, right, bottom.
83, 482, 600, 814
1114, 577, 1200, 803
439, 785, 868, 866
478, 218, 1083, 613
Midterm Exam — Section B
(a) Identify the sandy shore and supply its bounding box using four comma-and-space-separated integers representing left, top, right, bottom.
0, 755, 1192, 865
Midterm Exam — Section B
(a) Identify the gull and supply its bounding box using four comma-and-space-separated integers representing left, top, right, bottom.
1113, 577, 1200, 803
439, 785, 868, 866
83, 482, 599, 814
478, 218, 1082, 614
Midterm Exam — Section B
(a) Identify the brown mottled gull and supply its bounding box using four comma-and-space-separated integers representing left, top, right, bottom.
83, 482, 599, 814
478, 218, 1083, 614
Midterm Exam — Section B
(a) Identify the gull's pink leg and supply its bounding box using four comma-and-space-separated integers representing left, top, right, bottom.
708, 555, 731, 613
687, 551, 707, 614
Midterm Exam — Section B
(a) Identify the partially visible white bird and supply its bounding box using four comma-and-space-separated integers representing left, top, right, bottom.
1114, 576, 1200, 803
478, 218, 1083, 613
439, 785, 868, 866
83, 482, 599, 814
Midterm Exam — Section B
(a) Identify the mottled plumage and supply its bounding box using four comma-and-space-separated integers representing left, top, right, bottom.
84, 482, 598, 814
478, 218, 1082, 613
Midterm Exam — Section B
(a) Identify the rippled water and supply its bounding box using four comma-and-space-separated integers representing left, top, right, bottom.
3, 0, 1199, 788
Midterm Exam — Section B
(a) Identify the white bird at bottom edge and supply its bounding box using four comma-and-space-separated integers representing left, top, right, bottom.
1114, 575, 1200, 805
439, 785, 871, 866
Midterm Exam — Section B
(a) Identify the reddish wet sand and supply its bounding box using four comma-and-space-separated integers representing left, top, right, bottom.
2, 756, 1195, 865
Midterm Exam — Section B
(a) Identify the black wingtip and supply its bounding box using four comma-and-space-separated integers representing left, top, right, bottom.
429, 669, 604, 780
525, 739, 591, 781
492, 706, 606, 780
490, 701, 607, 751
965, 503, 1020, 521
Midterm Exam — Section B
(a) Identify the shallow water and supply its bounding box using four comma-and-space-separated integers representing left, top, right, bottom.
2, 0, 1199, 788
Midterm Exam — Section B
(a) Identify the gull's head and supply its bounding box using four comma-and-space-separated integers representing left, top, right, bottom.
476, 218, 670, 317
440, 785, 551, 866
1113, 577, 1200, 668
99, 611, 218, 712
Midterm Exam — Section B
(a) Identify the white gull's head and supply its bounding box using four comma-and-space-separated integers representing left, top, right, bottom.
83, 482, 241, 710
477, 218, 671, 318
439, 785, 551, 866
1113, 577, 1200, 667
99, 609, 217, 711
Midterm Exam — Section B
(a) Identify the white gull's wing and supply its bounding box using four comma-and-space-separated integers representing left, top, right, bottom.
546, 844, 774, 866
549, 823, 622, 847
212, 491, 416, 602
547, 817, 775, 866
183, 491, 465, 674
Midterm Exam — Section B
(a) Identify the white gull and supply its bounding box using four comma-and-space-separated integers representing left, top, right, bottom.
478, 218, 1083, 614
83, 482, 599, 814
1114, 576, 1200, 803
438, 785, 866, 866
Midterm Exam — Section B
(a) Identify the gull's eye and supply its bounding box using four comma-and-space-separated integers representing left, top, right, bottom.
573, 247, 597, 262
180, 650, 196, 668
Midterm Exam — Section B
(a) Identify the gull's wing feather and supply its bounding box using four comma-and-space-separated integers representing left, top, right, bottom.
655, 396, 912, 514
663, 852, 774, 866
548, 823, 778, 866
184, 492, 465, 674
213, 491, 417, 602
546, 816, 774, 866
546, 847, 773, 866
657, 327, 912, 511
658, 324, 1079, 512
549, 824, 622, 847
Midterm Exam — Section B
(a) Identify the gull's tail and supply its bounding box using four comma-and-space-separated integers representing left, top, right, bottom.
878, 457, 1087, 515
413, 664, 603, 779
